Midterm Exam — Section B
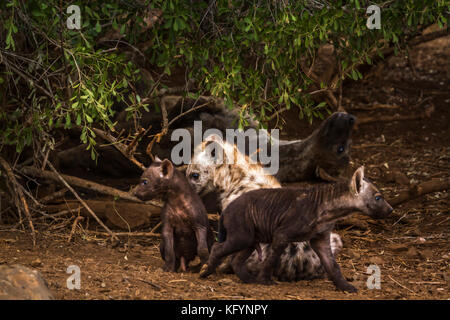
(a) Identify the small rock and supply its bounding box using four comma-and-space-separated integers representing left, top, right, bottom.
406, 247, 419, 258
101, 282, 106, 288
369, 256, 384, 265
347, 274, 359, 282
419, 249, 433, 260
349, 250, 361, 260
218, 278, 234, 286
30, 258, 43, 268
0, 265, 54, 300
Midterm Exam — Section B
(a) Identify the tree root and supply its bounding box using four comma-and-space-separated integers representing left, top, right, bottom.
389, 178, 450, 207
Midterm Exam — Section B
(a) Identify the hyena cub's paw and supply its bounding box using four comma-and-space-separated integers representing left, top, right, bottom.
336, 281, 358, 293
199, 264, 213, 278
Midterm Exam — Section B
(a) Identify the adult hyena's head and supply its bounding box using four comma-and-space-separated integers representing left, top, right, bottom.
186, 136, 223, 195
315, 112, 356, 177
186, 161, 215, 195
186, 134, 263, 195
349, 166, 393, 219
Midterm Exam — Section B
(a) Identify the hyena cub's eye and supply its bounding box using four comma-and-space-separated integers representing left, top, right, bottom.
337, 146, 345, 154
375, 195, 381, 201
141, 179, 148, 185
190, 173, 200, 180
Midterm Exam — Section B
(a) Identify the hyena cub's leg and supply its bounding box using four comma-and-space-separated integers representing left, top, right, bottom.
256, 237, 289, 285
200, 235, 253, 278
310, 232, 357, 293
194, 226, 210, 264
231, 247, 258, 283
161, 224, 178, 272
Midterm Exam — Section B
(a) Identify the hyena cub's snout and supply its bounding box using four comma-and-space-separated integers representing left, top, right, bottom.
133, 174, 157, 200
364, 180, 393, 219
369, 195, 393, 219
134, 157, 172, 201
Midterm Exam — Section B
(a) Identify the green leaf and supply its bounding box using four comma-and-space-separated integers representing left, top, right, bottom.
95, 21, 101, 33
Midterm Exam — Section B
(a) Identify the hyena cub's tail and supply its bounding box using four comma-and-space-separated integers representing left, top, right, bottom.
217, 214, 227, 243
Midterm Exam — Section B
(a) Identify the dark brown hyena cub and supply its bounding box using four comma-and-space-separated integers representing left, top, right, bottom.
134, 157, 214, 272
200, 166, 393, 292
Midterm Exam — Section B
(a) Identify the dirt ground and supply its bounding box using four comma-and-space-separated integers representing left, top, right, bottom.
0, 36, 449, 300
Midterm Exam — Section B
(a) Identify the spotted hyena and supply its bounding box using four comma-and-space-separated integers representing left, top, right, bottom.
186, 135, 343, 281
200, 167, 393, 292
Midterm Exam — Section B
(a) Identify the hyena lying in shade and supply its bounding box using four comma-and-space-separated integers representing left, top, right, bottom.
200, 167, 393, 292
275, 112, 356, 182
134, 158, 214, 272
186, 135, 343, 281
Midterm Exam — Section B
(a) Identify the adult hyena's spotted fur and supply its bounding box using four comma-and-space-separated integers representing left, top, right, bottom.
186, 135, 343, 281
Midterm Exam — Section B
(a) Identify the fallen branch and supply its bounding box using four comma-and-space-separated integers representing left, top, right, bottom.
40, 188, 68, 204
389, 178, 450, 207
84, 230, 161, 238
45, 199, 159, 229
36, 207, 82, 220
349, 104, 400, 111
68, 216, 84, 243
43, 160, 119, 242
357, 105, 434, 126
0, 156, 36, 245
19, 165, 162, 207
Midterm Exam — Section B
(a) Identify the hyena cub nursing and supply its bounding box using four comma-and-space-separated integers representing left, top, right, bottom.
200, 167, 393, 292
186, 135, 343, 281
134, 158, 214, 272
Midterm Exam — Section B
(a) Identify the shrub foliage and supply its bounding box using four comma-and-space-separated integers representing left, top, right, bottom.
0, 0, 447, 156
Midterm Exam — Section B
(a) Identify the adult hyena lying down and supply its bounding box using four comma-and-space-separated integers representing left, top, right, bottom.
275, 112, 356, 182
200, 167, 393, 292
186, 135, 343, 281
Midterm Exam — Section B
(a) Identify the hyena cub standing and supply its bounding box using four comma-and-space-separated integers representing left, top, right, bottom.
186, 135, 343, 281
134, 158, 214, 272
200, 167, 393, 292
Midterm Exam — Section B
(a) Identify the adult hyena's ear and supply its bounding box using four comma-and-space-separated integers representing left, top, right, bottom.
160, 159, 174, 179
350, 166, 365, 195
202, 134, 225, 163
203, 133, 224, 145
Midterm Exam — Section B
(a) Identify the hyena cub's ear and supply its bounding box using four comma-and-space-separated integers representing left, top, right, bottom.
160, 159, 174, 179
350, 166, 365, 195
